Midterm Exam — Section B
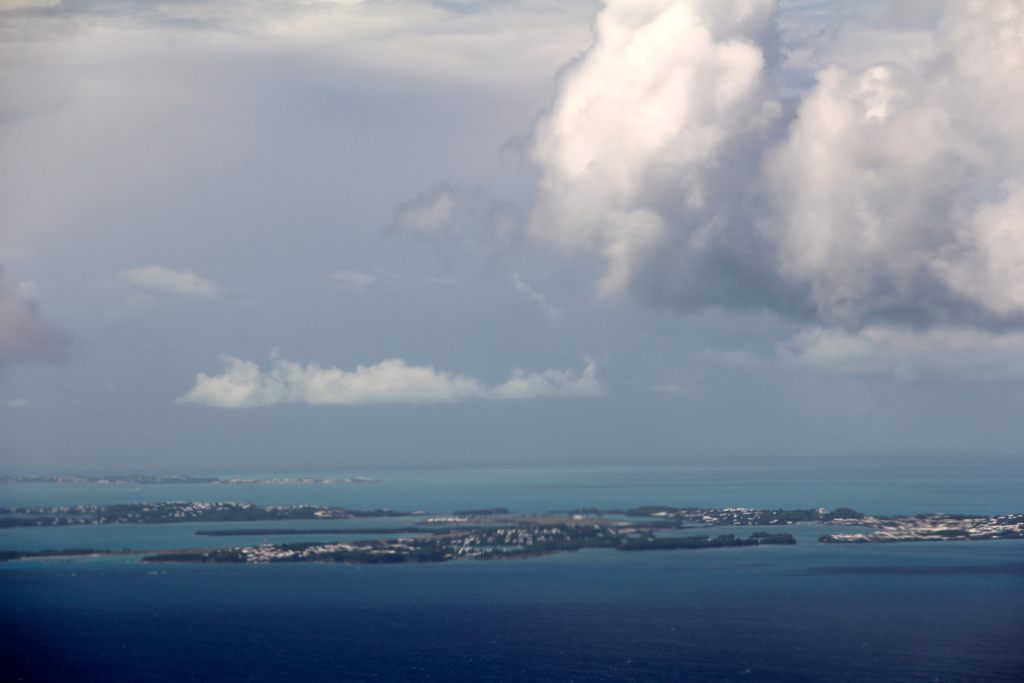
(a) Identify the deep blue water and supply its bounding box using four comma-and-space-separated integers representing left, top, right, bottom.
2, 543, 1022, 683
2, 461, 1023, 682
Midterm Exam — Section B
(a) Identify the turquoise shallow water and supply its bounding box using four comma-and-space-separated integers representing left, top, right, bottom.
4, 458, 1022, 514
0, 516, 441, 553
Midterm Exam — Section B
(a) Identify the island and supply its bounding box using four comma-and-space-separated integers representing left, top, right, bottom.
142, 518, 798, 564
819, 513, 1024, 543
0, 548, 113, 562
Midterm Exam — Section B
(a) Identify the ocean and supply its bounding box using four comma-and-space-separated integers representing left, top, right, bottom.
2, 459, 1022, 682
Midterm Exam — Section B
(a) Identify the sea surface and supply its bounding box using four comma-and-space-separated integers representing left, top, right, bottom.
2, 459, 1023, 682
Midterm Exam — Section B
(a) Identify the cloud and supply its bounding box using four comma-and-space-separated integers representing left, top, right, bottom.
766, 1, 1024, 330
528, 0, 782, 299
0, 0, 59, 11
512, 273, 561, 319
328, 270, 375, 292
526, 0, 1024, 333
178, 355, 602, 408
389, 183, 521, 273
487, 359, 601, 400
778, 326, 1024, 382
0, 270, 69, 367
119, 266, 223, 299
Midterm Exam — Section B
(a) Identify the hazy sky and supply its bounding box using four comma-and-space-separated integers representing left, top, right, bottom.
2, 0, 1024, 472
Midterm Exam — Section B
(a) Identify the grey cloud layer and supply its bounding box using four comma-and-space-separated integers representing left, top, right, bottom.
179, 356, 601, 408
527, 0, 1024, 332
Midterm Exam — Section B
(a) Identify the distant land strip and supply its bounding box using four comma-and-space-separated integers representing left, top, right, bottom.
0, 474, 377, 485
0, 502, 416, 528
0, 548, 113, 562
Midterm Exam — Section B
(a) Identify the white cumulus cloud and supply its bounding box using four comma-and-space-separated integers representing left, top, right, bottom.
767, 0, 1024, 329
119, 266, 223, 299
528, 0, 1024, 334
528, 0, 781, 298
487, 359, 601, 400
178, 356, 602, 408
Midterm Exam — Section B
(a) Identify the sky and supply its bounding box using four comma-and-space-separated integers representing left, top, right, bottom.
1, 0, 1023, 472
